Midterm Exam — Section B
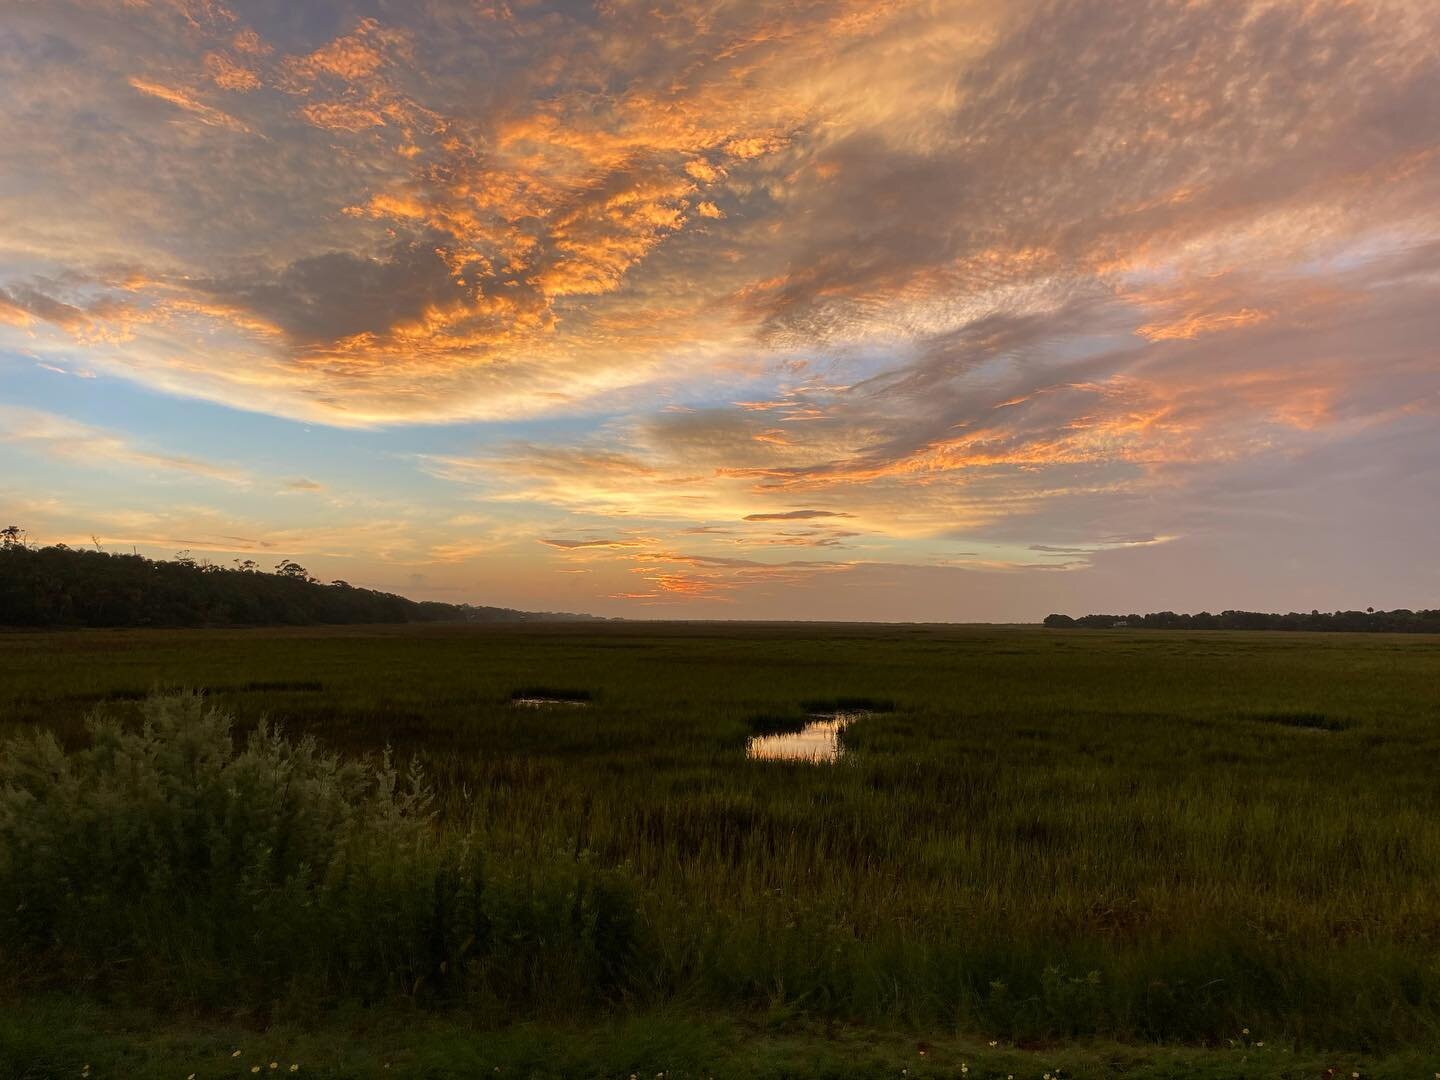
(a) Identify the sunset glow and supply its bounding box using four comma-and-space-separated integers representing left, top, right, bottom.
3, 0, 1438, 618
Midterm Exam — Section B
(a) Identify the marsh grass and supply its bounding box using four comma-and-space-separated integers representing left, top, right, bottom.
0, 693, 639, 1016
2, 624, 1439, 1052
799, 695, 895, 714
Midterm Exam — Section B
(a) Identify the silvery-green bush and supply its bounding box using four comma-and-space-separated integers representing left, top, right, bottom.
0, 694, 638, 1008
1, 692, 430, 907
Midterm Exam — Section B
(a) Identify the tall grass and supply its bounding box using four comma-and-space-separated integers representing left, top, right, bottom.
0, 693, 639, 1014
2, 624, 1440, 1049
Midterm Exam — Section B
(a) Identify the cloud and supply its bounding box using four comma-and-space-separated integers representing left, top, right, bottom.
538, 537, 647, 550
2, 0, 1439, 617
743, 510, 854, 522
601, 548, 861, 604
127, 77, 253, 133
0, 406, 249, 486
202, 241, 470, 346
0, 2, 983, 421
6, 1, 1436, 433
203, 51, 261, 92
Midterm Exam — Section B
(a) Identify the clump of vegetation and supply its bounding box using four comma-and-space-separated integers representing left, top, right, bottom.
0, 694, 640, 1011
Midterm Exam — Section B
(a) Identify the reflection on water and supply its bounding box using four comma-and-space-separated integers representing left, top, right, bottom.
512, 697, 589, 708
746, 712, 866, 762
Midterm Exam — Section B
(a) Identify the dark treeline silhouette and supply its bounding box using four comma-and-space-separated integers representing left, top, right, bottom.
1044, 608, 1440, 633
0, 526, 598, 628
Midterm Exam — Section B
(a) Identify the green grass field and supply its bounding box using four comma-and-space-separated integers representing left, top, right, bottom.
3, 622, 1440, 1078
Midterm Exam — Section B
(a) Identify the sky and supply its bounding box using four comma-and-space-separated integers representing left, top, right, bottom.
1, 0, 1438, 621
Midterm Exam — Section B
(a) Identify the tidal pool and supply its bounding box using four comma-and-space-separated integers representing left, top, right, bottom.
746, 712, 866, 763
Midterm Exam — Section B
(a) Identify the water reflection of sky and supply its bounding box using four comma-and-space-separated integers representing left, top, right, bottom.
747, 715, 857, 763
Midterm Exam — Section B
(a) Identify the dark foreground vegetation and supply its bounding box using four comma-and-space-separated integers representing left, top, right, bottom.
2, 623, 1439, 1077
0, 526, 594, 627
1045, 608, 1440, 632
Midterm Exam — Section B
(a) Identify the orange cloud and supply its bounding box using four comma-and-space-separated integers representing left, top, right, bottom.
283, 18, 403, 82
300, 101, 386, 132
203, 52, 260, 91
1136, 308, 1269, 341
127, 77, 252, 132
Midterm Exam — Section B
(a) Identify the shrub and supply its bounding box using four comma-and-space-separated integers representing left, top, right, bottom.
0, 694, 641, 1011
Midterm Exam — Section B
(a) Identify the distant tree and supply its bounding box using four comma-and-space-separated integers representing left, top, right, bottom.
274, 559, 314, 582
330, 579, 352, 589
0, 538, 503, 627
1047, 607, 1440, 634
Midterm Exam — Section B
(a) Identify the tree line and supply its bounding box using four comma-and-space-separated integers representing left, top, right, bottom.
0, 526, 590, 628
1043, 608, 1440, 633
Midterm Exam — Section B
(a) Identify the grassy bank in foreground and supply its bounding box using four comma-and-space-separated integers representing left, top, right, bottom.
2, 623, 1440, 1064
4, 998, 1431, 1080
